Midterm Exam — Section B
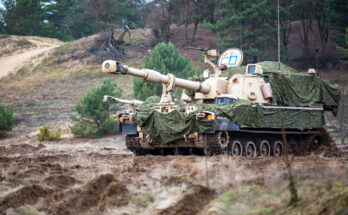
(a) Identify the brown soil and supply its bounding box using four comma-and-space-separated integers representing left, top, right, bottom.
154, 185, 214, 215
41, 175, 79, 190
0, 32, 347, 214
98, 180, 129, 211
0, 137, 347, 214
0, 35, 63, 79
0, 144, 44, 156
44, 174, 114, 215
0, 185, 51, 214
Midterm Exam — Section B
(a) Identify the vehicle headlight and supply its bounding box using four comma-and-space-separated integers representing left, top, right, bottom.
196, 111, 215, 121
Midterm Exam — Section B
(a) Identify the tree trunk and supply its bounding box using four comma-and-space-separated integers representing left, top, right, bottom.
190, 21, 199, 45
340, 85, 345, 144
184, 0, 188, 43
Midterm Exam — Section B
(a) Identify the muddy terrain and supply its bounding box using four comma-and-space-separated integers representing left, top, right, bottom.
0, 132, 348, 215
1, 31, 348, 214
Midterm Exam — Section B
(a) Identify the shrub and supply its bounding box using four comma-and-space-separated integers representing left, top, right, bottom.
70, 78, 122, 138
133, 42, 198, 100
0, 105, 15, 137
37, 126, 61, 141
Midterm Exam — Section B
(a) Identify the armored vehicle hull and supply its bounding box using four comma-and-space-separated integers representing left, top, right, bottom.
102, 54, 340, 157
121, 105, 328, 157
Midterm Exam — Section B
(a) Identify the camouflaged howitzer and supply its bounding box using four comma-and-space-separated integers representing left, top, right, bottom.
102, 48, 341, 157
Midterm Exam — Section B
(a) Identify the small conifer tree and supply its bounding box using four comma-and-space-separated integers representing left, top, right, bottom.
0, 105, 15, 137
70, 79, 122, 138
133, 42, 197, 100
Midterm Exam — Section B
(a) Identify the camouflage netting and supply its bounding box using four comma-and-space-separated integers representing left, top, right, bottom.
130, 61, 340, 144
134, 99, 262, 144
222, 61, 341, 115
262, 108, 325, 130
133, 100, 326, 144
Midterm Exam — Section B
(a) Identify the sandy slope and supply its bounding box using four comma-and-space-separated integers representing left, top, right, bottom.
0, 35, 63, 79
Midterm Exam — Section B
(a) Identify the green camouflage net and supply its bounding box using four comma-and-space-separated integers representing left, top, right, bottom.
257, 61, 341, 115
130, 61, 340, 144
261, 108, 325, 130
221, 61, 340, 114
134, 100, 262, 144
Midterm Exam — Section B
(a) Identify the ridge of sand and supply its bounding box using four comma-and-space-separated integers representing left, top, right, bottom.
0, 35, 63, 79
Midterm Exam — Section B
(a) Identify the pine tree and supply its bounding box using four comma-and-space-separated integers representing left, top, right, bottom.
46, 0, 75, 41
205, 0, 298, 62
1, 0, 50, 36
133, 42, 195, 100
70, 79, 123, 138
337, 28, 348, 65
326, 0, 348, 46
0, 105, 15, 137
206, 0, 279, 62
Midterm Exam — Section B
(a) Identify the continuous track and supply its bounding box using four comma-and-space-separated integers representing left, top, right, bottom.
125, 128, 331, 157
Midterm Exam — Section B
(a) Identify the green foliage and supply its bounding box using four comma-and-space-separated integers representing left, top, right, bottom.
70, 79, 122, 138
337, 28, 348, 65
205, 0, 289, 61
326, 0, 348, 46
0, 0, 145, 41
0, 105, 15, 137
133, 42, 198, 100
37, 126, 61, 141
70, 120, 99, 138
0, 0, 49, 36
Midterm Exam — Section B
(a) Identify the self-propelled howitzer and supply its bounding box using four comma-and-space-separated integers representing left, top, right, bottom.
101, 49, 340, 157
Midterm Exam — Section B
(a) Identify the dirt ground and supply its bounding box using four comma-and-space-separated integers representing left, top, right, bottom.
0, 35, 63, 79
1, 31, 348, 214
0, 131, 348, 215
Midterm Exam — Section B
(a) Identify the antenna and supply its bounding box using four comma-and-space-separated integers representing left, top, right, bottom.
277, 0, 281, 71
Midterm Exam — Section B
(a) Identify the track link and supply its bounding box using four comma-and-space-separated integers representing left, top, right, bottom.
125, 128, 331, 157
125, 135, 147, 156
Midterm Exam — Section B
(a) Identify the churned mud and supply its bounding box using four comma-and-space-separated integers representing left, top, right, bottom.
0, 133, 347, 214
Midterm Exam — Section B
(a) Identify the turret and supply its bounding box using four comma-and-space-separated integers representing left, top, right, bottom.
103, 95, 143, 106
102, 46, 275, 106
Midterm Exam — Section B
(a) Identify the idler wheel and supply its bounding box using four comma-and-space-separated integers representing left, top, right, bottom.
231, 140, 243, 156
245, 141, 257, 157
259, 140, 270, 157
273, 140, 283, 157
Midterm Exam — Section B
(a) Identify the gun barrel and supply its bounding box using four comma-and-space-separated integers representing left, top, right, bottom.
102, 60, 210, 94
103, 96, 143, 106
185, 46, 209, 51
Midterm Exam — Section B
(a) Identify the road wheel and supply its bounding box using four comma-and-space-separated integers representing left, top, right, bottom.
231, 140, 243, 156
272, 140, 283, 157
259, 140, 271, 157
245, 141, 257, 158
